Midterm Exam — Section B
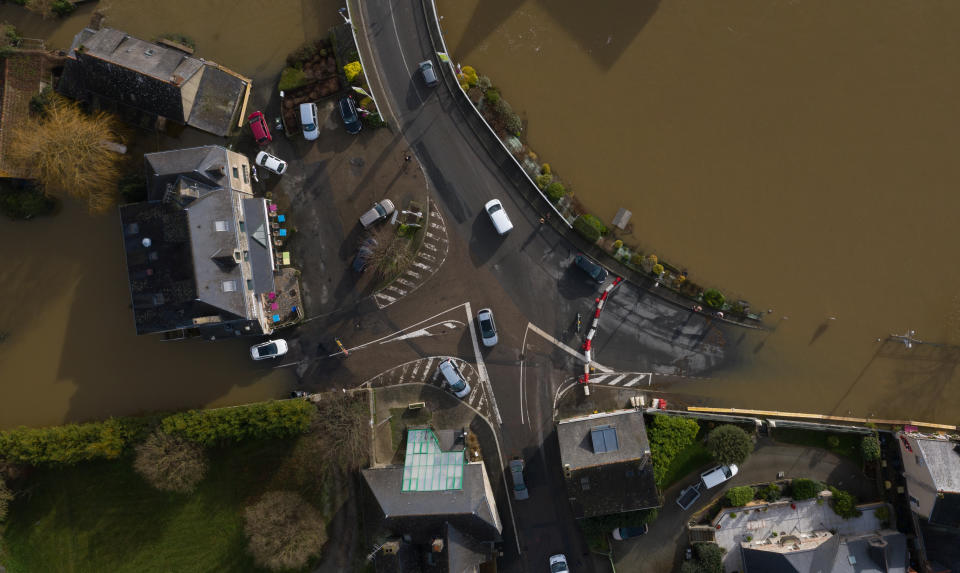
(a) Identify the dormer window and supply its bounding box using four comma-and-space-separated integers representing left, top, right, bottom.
214, 220, 229, 232
221, 280, 237, 292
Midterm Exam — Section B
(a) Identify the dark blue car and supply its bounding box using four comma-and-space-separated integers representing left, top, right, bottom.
339, 96, 362, 134
574, 254, 608, 283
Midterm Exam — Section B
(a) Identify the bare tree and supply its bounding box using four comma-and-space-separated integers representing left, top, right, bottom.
244, 491, 327, 570
366, 237, 414, 280
8, 95, 124, 213
133, 430, 208, 494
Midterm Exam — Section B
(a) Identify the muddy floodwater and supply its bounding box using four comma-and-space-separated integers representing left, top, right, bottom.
0, 0, 341, 428
438, 0, 960, 423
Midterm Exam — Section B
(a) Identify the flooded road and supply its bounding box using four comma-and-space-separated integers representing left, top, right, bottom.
0, 0, 342, 428
437, 0, 960, 423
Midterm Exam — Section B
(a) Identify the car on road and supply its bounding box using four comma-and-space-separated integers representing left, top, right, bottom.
438, 359, 471, 399
419, 60, 439, 87
574, 254, 608, 283
299, 102, 319, 141
339, 96, 362, 134
476, 308, 498, 347
359, 199, 395, 228
549, 554, 570, 573
484, 199, 513, 235
509, 457, 529, 500
352, 238, 378, 272
700, 464, 738, 489
611, 524, 648, 540
250, 339, 288, 360
255, 151, 287, 175
248, 111, 271, 146
676, 483, 702, 510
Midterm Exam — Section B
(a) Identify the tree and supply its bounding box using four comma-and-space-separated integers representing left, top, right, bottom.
244, 491, 327, 571
0, 477, 13, 522
684, 543, 724, 573
161, 400, 314, 446
789, 478, 825, 500
343, 61, 362, 83
8, 96, 123, 213
703, 288, 725, 309
726, 486, 755, 507
366, 236, 415, 280
706, 424, 753, 466
133, 430, 208, 493
828, 486, 861, 519
861, 435, 881, 462
648, 414, 700, 486
544, 182, 566, 203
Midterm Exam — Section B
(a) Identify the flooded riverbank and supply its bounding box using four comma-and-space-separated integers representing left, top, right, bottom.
437, 0, 960, 423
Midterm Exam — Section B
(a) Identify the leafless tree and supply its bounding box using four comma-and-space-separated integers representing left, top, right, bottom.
133, 430, 208, 494
366, 237, 414, 280
244, 491, 327, 570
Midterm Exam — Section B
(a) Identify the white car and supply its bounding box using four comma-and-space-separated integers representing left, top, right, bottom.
700, 464, 738, 489
359, 199, 395, 228
255, 151, 287, 175
549, 554, 570, 573
476, 308, 497, 347
438, 359, 471, 399
484, 199, 513, 235
250, 339, 289, 360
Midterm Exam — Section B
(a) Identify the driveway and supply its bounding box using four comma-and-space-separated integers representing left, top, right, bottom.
612, 437, 876, 573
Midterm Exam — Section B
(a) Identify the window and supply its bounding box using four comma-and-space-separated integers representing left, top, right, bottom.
243, 251, 249, 261
214, 220, 229, 232
221, 280, 237, 292
909, 495, 920, 506
232, 166, 239, 179
246, 279, 253, 290
233, 251, 241, 262
238, 221, 245, 232
242, 164, 249, 184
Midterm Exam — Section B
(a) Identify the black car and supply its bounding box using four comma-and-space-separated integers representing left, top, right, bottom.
339, 96, 362, 134
352, 238, 377, 272
612, 524, 648, 540
574, 254, 608, 283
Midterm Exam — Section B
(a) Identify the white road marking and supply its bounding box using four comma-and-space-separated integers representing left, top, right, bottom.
396, 278, 415, 287
424, 243, 438, 251
386, 0, 423, 106
404, 270, 421, 279
418, 253, 436, 262
465, 302, 502, 425
331, 303, 467, 356
386, 286, 407, 296
624, 374, 650, 387
375, 293, 396, 303
413, 261, 431, 270
607, 374, 628, 386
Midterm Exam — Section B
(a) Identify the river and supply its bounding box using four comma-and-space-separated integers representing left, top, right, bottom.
0, 0, 340, 429
437, 0, 960, 423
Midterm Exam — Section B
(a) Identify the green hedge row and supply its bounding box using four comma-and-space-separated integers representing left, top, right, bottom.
161, 400, 314, 446
648, 414, 700, 486
0, 418, 146, 466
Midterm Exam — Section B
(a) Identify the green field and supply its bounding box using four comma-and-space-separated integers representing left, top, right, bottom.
659, 438, 713, 490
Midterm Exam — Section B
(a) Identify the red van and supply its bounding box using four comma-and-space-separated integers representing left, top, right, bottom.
248, 111, 271, 146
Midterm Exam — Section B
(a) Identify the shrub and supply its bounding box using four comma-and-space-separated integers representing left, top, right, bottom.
631, 253, 644, 266
504, 111, 523, 135
0, 478, 12, 522
118, 172, 147, 203
541, 163, 551, 175
544, 182, 566, 203
581, 213, 608, 235
358, 96, 373, 110
874, 504, 890, 523
161, 400, 314, 446
648, 414, 700, 486
362, 112, 387, 128
687, 543, 724, 573
827, 436, 840, 449
460, 65, 478, 87
343, 60, 363, 83
861, 435, 881, 462
646, 254, 658, 266
484, 88, 500, 105
52, 0, 75, 16
790, 478, 825, 500
493, 97, 513, 118
759, 483, 781, 502
29, 86, 54, 116
477, 75, 492, 91
726, 486, 756, 508
706, 425, 753, 466
0, 183, 57, 219
703, 288, 725, 309
133, 430, 208, 493
535, 173, 553, 189
652, 263, 665, 276
574, 215, 601, 243
157, 33, 196, 50
0, 418, 140, 465
828, 486, 861, 519
612, 240, 623, 250
244, 491, 327, 570
278, 67, 308, 91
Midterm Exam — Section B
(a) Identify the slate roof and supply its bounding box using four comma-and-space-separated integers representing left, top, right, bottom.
445, 523, 493, 573
741, 532, 840, 573
557, 410, 659, 518
741, 532, 907, 573
913, 437, 960, 494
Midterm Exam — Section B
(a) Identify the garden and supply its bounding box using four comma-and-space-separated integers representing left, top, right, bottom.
0, 393, 371, 572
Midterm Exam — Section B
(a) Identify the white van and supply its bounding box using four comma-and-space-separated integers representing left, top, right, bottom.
484, 199, 513, 235
299, 102, 319, 141
700, 464, 738, 489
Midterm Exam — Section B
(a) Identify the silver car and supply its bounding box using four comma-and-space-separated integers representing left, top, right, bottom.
359, 199, 395, 228
476, 308, 497, 347
438, 359, 471, 399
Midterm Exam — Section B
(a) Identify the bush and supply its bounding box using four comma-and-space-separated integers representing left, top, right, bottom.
0, 418, 141, 465
244, 491, 327, 570
726, 486, 755, 508
118, 172, 147, 203
828, 486, 861, 519
0, 478, 12, 522
157, 33, 196, 50
52, 0, 75, 16
612, 240, 623, 250
789, 478, 825, 500
581, 213, 608, 235
133, 430, 208, 493
874, 504, 890, 524
0, 183, 57, 219
759, 483, 781, 502
343, 60, 363, 83
703, 288, 725, 309
652, 263, 665, 276
161, 400, 314, 446
544, 182, 566, 203
685, 543, 724, 573
484, 87, 500, 105
648, 414, 700, 486
535, 173, 552, 189
278, 67, 309, 91
631, 253, 644, 266
29, 86, 54, 116
573, 215, 601, 243
504, 111, 523, 135
362, 112, 387, 128
460, 65, 478, 87
477, 75, 492, 91
827, 436, 840, 449
706, 425, 753, 466
861, 435, 881, 462
541, 163, 551, 175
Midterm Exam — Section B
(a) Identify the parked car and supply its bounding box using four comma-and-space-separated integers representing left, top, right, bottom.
509, 457, 529, 500
549, 554, 570, 573
676, 483, 702, 510
419, 60, 439, 87
352, 238, 378, 272
250, 339, 288, 360
438, 359, 471, 399
574, 254, 608, 283
612, 524, 648, 540
248, 111, 271, 146
255, 151, 287, 175
476, 308, 498, 347
359, 199, 395, 228
299, 102, 319, 141
484, 199, 513, 235
339, 96, 362, 134
700, 464, 738, 489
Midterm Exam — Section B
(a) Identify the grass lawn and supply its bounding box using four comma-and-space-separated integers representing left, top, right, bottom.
0, 439, 299, 573
773, 428, 862, 462
660, 439, 713, 490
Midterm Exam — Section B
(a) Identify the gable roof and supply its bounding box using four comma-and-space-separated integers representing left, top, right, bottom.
913, 436, 960, 493
741, 532, 907, 573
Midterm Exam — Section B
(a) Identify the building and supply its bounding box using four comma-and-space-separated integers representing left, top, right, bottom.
898, 432, 960, 529
362, 428, 502, 572
556, 409, 659, 519
58, 27, 249, 136
119, 146, 285, 338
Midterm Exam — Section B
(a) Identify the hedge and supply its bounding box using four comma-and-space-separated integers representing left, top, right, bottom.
574, 214, 607, 244
161, 400, 315, 446
648, 414, 700, 486
0, 418, 144, 465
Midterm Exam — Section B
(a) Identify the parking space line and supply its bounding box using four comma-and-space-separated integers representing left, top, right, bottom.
404, 270, 420, 279
375, 293, 396, 303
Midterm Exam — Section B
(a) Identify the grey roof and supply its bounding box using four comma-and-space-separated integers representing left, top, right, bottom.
145, 146, 232, 200
187, 66, 247, 136
741, 532, 907, 573
914, 437, 960, 493
742, 534, 840, 573
242, 198, 275, 293
70, 28, 203, 83
445, 523, 492, 573
558, 410, 651, 471
185, 191, 246, 319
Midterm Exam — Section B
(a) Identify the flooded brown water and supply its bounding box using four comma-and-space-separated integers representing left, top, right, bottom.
0, 0, 341, 428
438, 1, 960, 423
